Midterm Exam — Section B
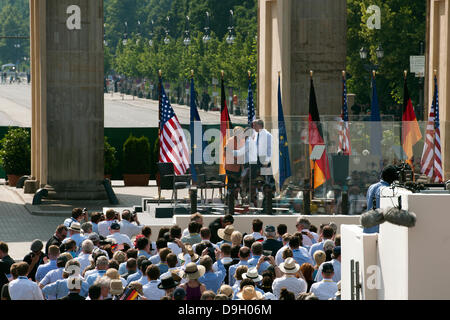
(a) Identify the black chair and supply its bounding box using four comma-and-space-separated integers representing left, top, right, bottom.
194, 164, 210, 204
157, 163, 191, 208
199, 164, 226, 203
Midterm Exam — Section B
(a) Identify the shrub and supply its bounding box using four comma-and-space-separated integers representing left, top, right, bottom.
104, 136, 118, 175
123, 134, 151, 174
0, 127, 31, 175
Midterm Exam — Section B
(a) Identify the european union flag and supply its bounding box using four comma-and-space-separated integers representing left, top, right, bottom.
278, 75, 291, 189
248, 76, 256, 125
190, 77, 203, 183
370, 75, 382, 158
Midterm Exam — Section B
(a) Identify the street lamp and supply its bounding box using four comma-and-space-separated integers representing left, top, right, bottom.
359, 45, 383, 72
375, 45, 384, 59
123, 22, 128, 46
136, 20, 142, 45
183, 16, 191, 47
203, 11, 211, 44
149, 20, 154, 47
164, 16, 171, 45
103, 23, 108, 47
226, 10, 235, 44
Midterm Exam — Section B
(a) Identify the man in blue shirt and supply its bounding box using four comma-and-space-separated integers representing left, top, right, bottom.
248, 242, 271, 274
63, 208, 86, 228
35, 245, 60, 283
62, 222, 87, 254
228, 247, 251, 286
85, 256, 109, 287
289, 235, 314, 266
365, 165, 398, 233
198, 254, 226, 294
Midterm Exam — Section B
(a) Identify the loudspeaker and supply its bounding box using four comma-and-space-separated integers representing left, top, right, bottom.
155, 206, 189, 218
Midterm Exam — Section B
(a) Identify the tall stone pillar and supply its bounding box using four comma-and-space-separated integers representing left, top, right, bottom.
427, 0, 450, 180
258, 0, 347, 184
30, 0, 106, 200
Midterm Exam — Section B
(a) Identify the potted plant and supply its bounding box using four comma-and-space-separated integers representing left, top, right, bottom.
122, 134, 151, 186
104, 136, 118, 180
0, 128, 31, 187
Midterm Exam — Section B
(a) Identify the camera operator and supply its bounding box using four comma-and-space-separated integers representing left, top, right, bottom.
119, 209, 143, 240
365, 165, 399, 234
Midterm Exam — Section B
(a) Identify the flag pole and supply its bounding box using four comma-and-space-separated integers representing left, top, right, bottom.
401, 70, 407, 164
310, 70, 315, 199
157, 70, 163, 198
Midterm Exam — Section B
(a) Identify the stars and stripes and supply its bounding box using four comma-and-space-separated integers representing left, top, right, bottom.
159, 82, 190, 176
433, 77, 443, 183
247, 77, 256, 125
338, 74, 351, 155
421, 76, 443, 182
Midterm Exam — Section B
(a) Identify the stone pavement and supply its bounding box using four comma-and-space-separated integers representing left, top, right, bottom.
0, 180, 193, 260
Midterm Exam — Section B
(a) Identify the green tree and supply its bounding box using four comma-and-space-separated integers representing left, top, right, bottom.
347, 0, 426, 117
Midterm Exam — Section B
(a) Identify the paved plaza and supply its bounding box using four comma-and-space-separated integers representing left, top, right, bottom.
0, 180, 193, 260
0, 84, 247, 127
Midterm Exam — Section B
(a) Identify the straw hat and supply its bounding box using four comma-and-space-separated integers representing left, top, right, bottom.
181, 262, 206, 280
242, 268, 263, 282
279, 257, 300, 274
236, 286, 263, 300
219, 285, 234, 299
178, 245, 199, 264
69, 222, 81, 233
110, 279, 124, 296
217, 225, 235, 242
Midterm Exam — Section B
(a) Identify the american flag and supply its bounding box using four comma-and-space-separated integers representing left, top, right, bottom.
159, 84, 190, 175
247, 77, 256, 125
338, 74, 351, 155
421, 76, 443, 182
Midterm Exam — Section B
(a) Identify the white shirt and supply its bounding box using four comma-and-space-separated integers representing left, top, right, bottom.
75, 252, 92, 274
301, 230, 318, 248
97, 220, 116, 238
310, 279, 338, 300
119, 220, 143, 240
249, 232, 266, 242
272, 275, 307, 299
143, 280, 165, 300
182, 228, 190, 238
275, 245, 289, 265
254, 129, 272, 165
167, 242, 182, 256
107, 232, 134, 248
9, 277, 44, 300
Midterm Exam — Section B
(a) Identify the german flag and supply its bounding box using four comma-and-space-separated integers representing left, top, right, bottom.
220, 72, 232, 175
402, 75, 422, 168
120, 287, 139, 300
309, 75, 331, 189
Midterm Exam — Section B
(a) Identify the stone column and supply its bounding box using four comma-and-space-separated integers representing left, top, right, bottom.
427, 0, 450, 180
258, 0, 347, 184
30, 0, 106, 200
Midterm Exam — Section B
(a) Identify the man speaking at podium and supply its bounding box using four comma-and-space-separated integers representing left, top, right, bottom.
252, 119, 273, 186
